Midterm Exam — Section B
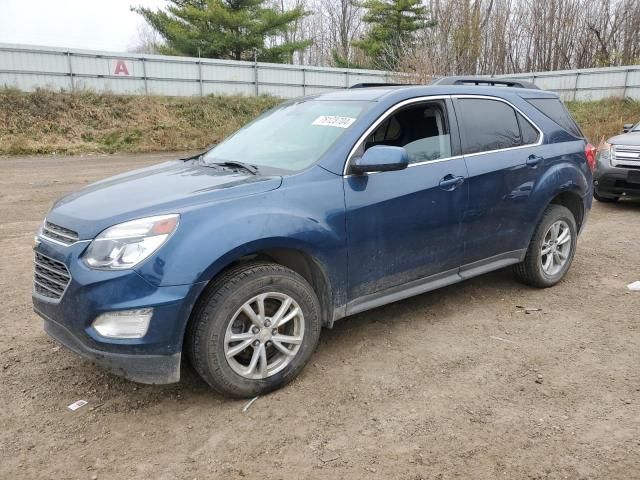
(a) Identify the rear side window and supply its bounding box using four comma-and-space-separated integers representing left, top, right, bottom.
517, 112, 540, 144
526, 98, 583, 138
457, 99, 521, 154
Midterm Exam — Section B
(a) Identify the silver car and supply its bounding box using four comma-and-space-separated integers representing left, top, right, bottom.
594, 121, 640, 202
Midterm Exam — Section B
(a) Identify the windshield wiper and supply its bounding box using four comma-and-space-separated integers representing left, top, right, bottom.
201, 158, 259, 175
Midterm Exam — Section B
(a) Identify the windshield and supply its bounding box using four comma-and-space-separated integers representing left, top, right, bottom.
202, 99, 371, 172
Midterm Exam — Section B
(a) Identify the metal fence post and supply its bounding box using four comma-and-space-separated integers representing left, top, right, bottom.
198, 60, 203, 96
141, 57, 148, 95
573, 72, 579, 101
66, 50, 74, 91
345, 70, 349, 89
623, 67, 629, 98
254, 50, 259, 96
302, 68, 306, 96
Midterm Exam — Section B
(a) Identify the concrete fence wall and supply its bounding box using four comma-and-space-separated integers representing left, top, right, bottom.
0, 43, 390, 98
1, 43, 639, 101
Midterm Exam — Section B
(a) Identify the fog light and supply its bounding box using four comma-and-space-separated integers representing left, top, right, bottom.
92, 309, 153, 339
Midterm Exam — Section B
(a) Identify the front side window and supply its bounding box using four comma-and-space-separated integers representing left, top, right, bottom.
355, 101, 452, 164
203, 100, 371, 172
457, 98, 522, 154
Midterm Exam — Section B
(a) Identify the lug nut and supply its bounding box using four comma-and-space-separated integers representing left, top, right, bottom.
253, 340, 260, 346
252, 326, 259, 334
266, 341, 272, 347
272, 329, 277, 335
264, 319, 271, 327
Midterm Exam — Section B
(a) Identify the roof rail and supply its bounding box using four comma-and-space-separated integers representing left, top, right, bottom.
432, 76, 540, 90
349, 82, 409, 89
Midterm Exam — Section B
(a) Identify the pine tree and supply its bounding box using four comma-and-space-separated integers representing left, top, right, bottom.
134, 0, 311, 63
353, 0, 431, 69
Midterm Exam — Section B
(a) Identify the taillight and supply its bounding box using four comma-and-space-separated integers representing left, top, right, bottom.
585, 143, 596, 171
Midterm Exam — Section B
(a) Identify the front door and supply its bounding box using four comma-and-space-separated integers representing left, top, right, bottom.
344, 98, 469, 301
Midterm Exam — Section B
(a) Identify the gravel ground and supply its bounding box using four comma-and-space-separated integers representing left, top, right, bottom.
1, 153, 639, 480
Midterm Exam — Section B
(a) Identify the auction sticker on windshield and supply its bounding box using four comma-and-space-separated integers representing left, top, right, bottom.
312, 116, 357, 128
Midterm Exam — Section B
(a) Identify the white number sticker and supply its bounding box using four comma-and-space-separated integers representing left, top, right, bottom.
312, 116, 356, 128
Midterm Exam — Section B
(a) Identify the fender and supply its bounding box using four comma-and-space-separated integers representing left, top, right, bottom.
134, 165, 349, 313
520, 150, 590, 248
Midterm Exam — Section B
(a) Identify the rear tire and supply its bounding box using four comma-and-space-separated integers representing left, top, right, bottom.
513, 204, 577, 288
187, 262, 322, 398
594, 191, 619, 203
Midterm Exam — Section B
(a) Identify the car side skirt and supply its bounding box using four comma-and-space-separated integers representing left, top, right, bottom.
342, 249, 526, 318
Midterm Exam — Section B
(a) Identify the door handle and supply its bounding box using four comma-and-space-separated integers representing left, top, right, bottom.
439, 174, 465, 191
526, 154, 544, 167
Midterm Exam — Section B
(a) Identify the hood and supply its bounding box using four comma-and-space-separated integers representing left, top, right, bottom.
47, 159, 282, 239
608, 131, 640, 146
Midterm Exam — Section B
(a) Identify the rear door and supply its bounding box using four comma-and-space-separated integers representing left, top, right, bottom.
453, 96, 543, 267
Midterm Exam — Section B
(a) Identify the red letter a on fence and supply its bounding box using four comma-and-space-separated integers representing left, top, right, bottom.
114, 60, 130, 75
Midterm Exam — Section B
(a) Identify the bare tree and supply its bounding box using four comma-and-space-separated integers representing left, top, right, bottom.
128, 23, 163, 55
394, 0, 640, 78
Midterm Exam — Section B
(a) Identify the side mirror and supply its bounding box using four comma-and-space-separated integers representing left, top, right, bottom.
351, 145, 408, 174
623, 123, 633, 133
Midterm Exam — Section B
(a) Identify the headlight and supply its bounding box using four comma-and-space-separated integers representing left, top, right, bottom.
83, 214, 179, 270
596, 142, 614, 165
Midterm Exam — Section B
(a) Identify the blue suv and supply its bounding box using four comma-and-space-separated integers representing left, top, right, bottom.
33, 78, 594, 397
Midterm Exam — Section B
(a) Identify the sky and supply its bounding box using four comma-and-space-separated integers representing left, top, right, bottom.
0, 0, 168, 52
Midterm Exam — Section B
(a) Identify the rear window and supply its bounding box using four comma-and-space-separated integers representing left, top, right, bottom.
526, 98, 583, 138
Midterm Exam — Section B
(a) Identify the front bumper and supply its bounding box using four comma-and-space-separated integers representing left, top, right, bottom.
42, 315, 181, 384
32, 237, 207, 384
594, 165, 640, 198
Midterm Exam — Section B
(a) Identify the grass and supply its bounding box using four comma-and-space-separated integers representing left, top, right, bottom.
0, 88, 281, 156
565, 98, 640, 144
1, 89, 639, 156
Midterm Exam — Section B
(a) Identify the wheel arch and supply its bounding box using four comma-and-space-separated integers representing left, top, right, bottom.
181, 241, 336, 356
549, 190, 585, 232
523, 159, 590, 245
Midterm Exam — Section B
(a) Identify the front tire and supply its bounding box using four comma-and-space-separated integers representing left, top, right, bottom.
187, 262, 322, 398
513, 204, 577, 288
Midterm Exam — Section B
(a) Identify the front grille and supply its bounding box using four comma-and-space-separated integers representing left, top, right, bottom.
34, 252, 71, 300
613, 145, 640, 169
42, 221, 79, 245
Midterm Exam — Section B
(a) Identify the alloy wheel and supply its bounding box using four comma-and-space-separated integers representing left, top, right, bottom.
540, 220, 572, 276
224, 292, 304, 380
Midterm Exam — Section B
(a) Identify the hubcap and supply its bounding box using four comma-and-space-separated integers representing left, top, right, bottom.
224, 292, 304, 380
540, 220, 572, 276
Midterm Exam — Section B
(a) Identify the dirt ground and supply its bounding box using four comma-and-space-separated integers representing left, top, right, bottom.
1, 153, 639, 480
